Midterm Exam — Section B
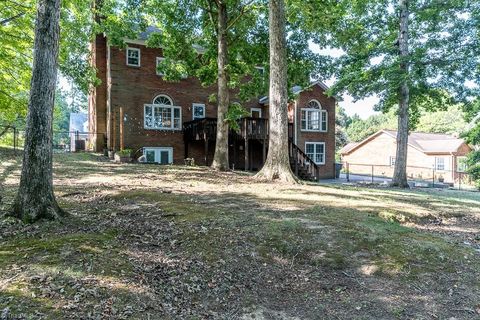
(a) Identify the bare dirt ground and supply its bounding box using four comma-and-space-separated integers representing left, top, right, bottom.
1, 149, 480, 319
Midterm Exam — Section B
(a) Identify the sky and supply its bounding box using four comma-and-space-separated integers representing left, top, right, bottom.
311, 43, 379, 119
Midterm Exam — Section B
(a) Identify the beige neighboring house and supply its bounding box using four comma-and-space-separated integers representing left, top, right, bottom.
339, 130, 471, 184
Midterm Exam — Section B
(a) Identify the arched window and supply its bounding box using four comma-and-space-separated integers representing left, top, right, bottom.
153, 94, 173, 105
301, 99, 327, 132
145, 94, 181, 130
306, 100, 321, 109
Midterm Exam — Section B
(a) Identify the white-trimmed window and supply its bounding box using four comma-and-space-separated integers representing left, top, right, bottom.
251, 107, 262, 118
305, 142, 326, 165
192, 103, 205, 120
435, 157, 446, 171
156, 57, 165, 76
389, 156, 396, 166
144, 147, 173, 164
144, 95, 181, 130
301, 100, 327, 132
457, 156, 467, 172
126, 47, 140, 67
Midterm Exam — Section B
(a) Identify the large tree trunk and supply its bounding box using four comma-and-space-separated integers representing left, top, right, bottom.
211, 1, 230, 171
11, 0, 65, 222
392, 0, 410, 188
255, 0, 297, 183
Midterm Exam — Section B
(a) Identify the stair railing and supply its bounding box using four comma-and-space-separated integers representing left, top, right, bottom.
289, 139, 320, 181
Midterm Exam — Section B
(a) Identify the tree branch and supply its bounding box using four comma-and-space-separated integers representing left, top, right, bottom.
226, 0, 256, 31
0, 12, 25, 26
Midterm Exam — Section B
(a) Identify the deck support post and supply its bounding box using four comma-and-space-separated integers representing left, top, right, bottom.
245, 138, 249, 171
204, 138, 209, 166
262, 139, 267, 165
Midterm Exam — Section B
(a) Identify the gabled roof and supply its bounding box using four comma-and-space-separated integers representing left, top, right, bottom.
340, 129, 469, 155
259, 81, 336, 105
339, 142, 359, 154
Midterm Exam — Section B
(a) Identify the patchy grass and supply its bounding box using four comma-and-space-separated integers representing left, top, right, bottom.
1, 149, 480, 319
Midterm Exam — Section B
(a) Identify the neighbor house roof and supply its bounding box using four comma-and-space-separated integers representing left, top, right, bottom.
340, 129, 469, 155
259, 81, 337, 104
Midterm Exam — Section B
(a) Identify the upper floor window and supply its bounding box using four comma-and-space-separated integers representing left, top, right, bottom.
305, 142, 326, 165
301, 100, 327, 132
144, 95, 180, 130
192, 103, 205, 120
126, 47, 140, 67
156, 57, 165, 76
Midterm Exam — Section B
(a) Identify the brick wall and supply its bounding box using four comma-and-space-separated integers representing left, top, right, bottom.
341, 132, 472, 183
294, 85, 337, 179
90, 40, 337, 178
88, 35, 108, 151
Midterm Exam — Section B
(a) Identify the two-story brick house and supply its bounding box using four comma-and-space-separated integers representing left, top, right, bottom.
88, 32, 336, 180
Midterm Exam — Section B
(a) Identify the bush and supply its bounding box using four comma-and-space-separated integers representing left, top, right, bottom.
117, 149, 132, 157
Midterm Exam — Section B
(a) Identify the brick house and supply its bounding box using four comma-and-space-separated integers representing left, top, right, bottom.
88, 32, 337, 180
339, 129, 471, 183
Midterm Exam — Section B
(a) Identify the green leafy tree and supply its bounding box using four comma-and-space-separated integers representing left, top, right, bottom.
463, 99, 480, 189
326, 0, 479, 187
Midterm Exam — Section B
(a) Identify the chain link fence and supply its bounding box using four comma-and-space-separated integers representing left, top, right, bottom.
342, 162, 475, 191
0, 125, 105, 153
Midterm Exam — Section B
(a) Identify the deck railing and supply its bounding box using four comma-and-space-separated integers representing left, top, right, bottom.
183, 117, 268, 141
289, 139, 320, 181
183, 117, 218, 141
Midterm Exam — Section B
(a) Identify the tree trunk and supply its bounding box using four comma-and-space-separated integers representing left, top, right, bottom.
11, 0, 65, 222
392, 0, 410, 188
211, 1, 230, 171
255, 0, 297, 183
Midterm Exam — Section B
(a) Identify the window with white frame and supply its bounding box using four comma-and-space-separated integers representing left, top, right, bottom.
192, 103, 205, 120
156, 57, 165, 76
301, 100, 327, 132
144, 95, 181, 130
435, 157, 446, 171
457, 156, 467, 172
305, 142, 326, 165
126, 47, 140, 67
389, 156, 396, 166
144, 147, 173, 164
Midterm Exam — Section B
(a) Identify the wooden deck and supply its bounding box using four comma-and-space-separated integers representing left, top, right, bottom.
183, 117, 268, 142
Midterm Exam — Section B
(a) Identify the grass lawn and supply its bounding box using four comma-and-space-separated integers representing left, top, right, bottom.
1, 148, 480, 319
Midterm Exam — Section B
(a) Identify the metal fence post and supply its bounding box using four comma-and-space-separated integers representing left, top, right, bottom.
13, 127, 17, 154
346, 162, 350, 182
432, 168, 435, 188
371, 165, 374, 183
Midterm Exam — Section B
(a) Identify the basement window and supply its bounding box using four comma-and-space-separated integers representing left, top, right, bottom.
144, 147, 173, 164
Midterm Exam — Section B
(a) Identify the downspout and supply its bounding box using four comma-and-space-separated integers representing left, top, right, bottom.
294, 100, 298, 145
106, 42, 112, 150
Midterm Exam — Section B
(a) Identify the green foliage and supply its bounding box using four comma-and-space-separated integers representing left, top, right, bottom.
117, 149, 133, 157
0, 0, 34, 123
346, 110, 397, 142
0, 0, 96, 125
325, 0, 480, 129
225, 103, 250, 133
344, 105, 468, 143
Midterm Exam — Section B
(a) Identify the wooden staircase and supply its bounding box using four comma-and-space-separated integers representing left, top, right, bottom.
289, 139, 320, 181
